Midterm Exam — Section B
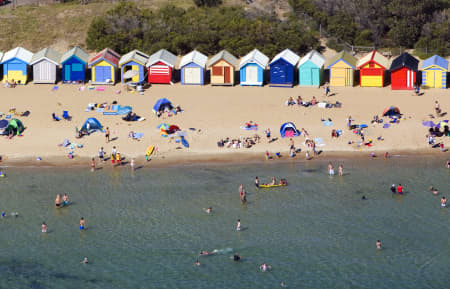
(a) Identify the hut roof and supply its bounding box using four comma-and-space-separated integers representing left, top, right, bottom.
390, 52, 418, 71
89, 48, 120, 67
297, 50, 325, 68
61, 46, 89, 64
1, 47, 33, 64
357, 50, 389, 69
30, 48, 61, 66
326, 50, 357, 69
180, 50, 208, 68
207, 50, 238, 68
0, 52, 3, 62
270, 49, 300, 66
421, 54, 448, 71
119, 49, 149, 67
239, 49, 269, 69
146, 49, 177, 68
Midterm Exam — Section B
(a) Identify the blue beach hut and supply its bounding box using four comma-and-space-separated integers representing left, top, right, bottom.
421, 55, 448, 89
298, 50, 325, 86
119, 49, 149, 83
0, 47, 33, 84
180, 50, 208, 85
61, 46, 89, 83
239, 49, 269, 86
269, 49, 300, 87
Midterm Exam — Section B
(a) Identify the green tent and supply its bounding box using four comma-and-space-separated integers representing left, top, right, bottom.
6, 119, 24, 135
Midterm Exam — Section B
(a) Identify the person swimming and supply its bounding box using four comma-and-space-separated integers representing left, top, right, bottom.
376, 240, 382, 249
79, 217, 86, 230
81, 257, 88, 264
195, 260, 200, 266
205, 207, 212, 214
63, 194, 69, 206
255, 177, 259, 188
429, 186, 439, 195
1, 211, 5, 217
361, 196, 367, 200
441, 197, 446, 207
55, 194, 62, 208
41, 222, 47, 233
233, 253, 241, 261
260, 262, 272, 272
200, 250, 216, 256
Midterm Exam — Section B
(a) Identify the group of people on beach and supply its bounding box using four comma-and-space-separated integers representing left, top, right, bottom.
327, 162, 344, 176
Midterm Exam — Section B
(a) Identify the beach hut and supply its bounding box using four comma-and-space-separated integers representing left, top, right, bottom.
0, 47, 33, 84
207, 50, 238, 86
146, 49, 177, 84
357, 50, 389, 87
30, 48, 61, 84
119, 49, 149, 83
421, 55, 448, 89
327, 51, 357, 87
239, 49, 269, 86
390, 52, 419, 90
88, 48, 120, 85
269, 49, 300, 87
180, 50, 208, 85
298, 50, 325, 86
61, 46, 89, 83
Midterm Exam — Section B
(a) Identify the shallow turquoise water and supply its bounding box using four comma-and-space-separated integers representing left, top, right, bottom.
0, 157, 449, 289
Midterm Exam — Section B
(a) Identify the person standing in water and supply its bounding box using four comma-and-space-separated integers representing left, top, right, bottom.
80, 217, 86, 230
98, 147, 104, 162
81, 257, 89, 264
376, 240, 382, 249
55, 194, 62, 208
338, 164, 344, 176
236, 219, 241, 231
397, 184, 403, 195
41, 222, 47, 233
390, 184, 396, 193
441, 197, 446, 207
446, 160, 450, 169
255, 177, 259, 188
328, 162, 334, 176
63, 194, 69, 206
130, 158, 135, 171
91, 158, 95, 171
195, 260, 200, 266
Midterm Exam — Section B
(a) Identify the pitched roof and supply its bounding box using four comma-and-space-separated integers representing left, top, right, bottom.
421, 54, 449, 71
61, 46, 89, 64
0, 47, 33, 64
30, 47, 61, 66
180, 50, 208, 68
239, 49, 269, 69
297, 50, 325, 68
119, 49, 149, 67
207, 50, 238, 67
146, 49, 177, 68
0, 52, 3, 62
390, 52, 419, 71
356, 50, 389, 69
270, 49, 300, 66
89, 48, 120, 67
326, 50, 357, 69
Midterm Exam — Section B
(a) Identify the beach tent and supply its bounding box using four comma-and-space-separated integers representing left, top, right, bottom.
80, 118, 102, 133
298, 50, 325, 87
153, 98, 173, 114
5, 119, 24, 135
180, 50, 208, 85
146, 49, 177, 84
327, 50, 357, 87
0, 47, 33, 84
0, 119, 9, 135
421, 55, 448, 89
382, 106, 401, 117
280, 122, 300, 138
269, 49, 300, 87
61, 46, 89, 83
88, 48, 121, 85
207, 50, 238, 86
390, 52, 418, 90
119, 49, 149, 83
30, 47, 61, 84
239, 49, 269, 86
357, 50, 389, 87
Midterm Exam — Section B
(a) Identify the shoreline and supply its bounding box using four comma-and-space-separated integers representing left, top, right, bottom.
0, 149, 445, 169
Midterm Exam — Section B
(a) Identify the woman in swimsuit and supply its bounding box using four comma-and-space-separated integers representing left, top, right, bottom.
55, 194, 62, 208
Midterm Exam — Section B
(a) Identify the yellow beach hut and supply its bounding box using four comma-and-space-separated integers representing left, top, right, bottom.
326, 51, 357, 87
357, 50, 389, 87
88, 48, 121, 85
421, 55, 448, 89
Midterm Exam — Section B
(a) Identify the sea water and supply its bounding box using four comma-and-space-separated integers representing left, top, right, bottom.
0, 157, 449, 289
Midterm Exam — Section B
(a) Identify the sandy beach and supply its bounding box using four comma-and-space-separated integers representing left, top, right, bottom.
0, 83, 449, 166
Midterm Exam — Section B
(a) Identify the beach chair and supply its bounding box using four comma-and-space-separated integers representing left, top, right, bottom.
52, 113, 61, 121
62, 111, 72, 121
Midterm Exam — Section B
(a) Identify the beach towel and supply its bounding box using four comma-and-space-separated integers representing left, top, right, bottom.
383, 123, 390, 129
323, 120, 333, 126
314, 138, 324, 145
21, 111, 30, 117
318, 102, 327, 108
360, 124, 368, 128
240, 125, 258, 131
88, 86, 95, 90
131, 133, 143, 139
103, 105, 120, 115
52, 86, 59, 91
79, 86, 85, 91
96, 87, 106, 91
96, 108, 104, 113
5, 114, 11, 119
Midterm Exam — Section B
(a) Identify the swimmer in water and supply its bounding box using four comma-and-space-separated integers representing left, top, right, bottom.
328, 162, 334, 176
41, 222, 47, 233
338, 164, 343, 176
390, 184, 396, 193
205, 207, 212, 214
195, 260, 200, 266
55, 194, 62, 208
281, 281, 287, 287
361, 196, 367, 200
1, 211, 5, 217
441, 197, 446, 207
91, 157, 95, 171
429, 186, 439, 195
79, 217, 86, 230
63, 194, 69, 206
270, 177, 276, 185
376, 240, 382, 249
447, 160, 450, 169
233, 253, 241, 261
236, 219, 241, 231
255, 176, 259, 188
260, 262, 272, 272
81, 257, 88, 264
200, 250, 216, 256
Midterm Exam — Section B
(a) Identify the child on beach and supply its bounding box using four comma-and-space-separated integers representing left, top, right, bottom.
105, 127, 110, 143
98, 147, 104, 161
265, 129, 271, 141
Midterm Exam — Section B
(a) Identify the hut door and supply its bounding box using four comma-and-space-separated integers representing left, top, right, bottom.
224, 66, 231, 83
246, 66, 258, 83
434, 71, 442, 88
64, 65, 71, 80
132, 65, 139, 82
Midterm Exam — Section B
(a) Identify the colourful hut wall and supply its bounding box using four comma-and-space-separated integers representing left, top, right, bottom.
3, 59, 28, 84
181, 62, 204, 85
91, 60, 116, 84
298, 60, 322, 86
329, 60, 354, 87
240, 63, 264, 86
422, 68, 447, 89
210, 60, 234, 85
269, 58, 294, 87
62, 56, 86, 82
360, 63, 384, 87
148, 61, 172, 84
391, 68, 416, 90
121, 60, 144, 83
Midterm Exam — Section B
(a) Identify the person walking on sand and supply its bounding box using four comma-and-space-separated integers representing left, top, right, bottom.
105, 127, 110, 143
130, 158, 135, 171
324, 82, 330, 97
338, 164, 344, 176
435, 101, 441, 116
91, 158, 95, 171
265, 128, 271, 142
98, 147, 104, 162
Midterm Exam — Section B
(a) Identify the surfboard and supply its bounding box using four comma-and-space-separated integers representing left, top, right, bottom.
146, 145, 155, 156
181, 136, 189, 148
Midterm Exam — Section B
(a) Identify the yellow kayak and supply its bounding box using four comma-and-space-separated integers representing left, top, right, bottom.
146, 145, 155, 156
259, 184, 287, 188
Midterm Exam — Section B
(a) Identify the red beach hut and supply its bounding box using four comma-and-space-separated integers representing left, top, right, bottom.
146, 49, 177, 84
389, 52, 419, 90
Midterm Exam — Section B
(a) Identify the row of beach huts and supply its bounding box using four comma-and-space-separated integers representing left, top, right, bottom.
0, 46, 448, 89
